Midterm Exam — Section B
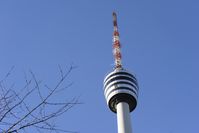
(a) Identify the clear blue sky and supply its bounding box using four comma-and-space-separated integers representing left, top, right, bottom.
0, 0, 198, 133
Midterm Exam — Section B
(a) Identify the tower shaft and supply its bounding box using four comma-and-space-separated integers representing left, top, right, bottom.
117, 102, 132, 133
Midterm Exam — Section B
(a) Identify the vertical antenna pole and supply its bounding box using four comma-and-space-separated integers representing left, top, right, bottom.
113, 12, 122, 69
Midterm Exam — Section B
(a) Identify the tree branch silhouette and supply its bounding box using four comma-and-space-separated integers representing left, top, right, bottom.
0, 66, 79, 133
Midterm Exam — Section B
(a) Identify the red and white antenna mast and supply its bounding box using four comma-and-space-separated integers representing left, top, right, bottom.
113, 12, 122, 69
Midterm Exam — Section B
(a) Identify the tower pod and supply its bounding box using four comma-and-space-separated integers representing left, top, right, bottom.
103, 69, 138, 113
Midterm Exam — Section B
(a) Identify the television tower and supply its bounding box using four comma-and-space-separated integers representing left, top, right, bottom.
103, 12, 139, 133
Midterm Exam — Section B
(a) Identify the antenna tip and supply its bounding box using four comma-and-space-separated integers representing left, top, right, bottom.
113, 12, 116, 16
113, 12, 117, 19
113, 12, 117, 26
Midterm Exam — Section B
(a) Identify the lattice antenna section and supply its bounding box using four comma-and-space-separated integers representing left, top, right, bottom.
113, 12, 122, 69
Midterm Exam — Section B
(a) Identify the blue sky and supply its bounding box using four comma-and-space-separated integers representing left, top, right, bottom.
0, 0, 198, 133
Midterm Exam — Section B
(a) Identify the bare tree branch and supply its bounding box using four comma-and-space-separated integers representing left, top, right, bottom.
0, 66, 79, 133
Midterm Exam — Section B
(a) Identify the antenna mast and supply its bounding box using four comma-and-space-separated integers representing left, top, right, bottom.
113, 12, 122, 69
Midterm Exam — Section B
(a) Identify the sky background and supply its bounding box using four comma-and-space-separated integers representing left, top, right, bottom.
0, 0, 199, 133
